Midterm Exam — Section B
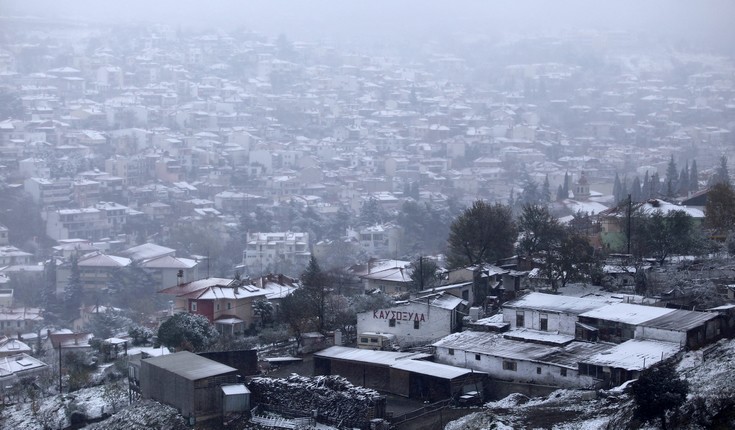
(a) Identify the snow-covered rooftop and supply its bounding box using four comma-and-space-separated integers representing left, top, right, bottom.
579, 303, 674, 325
582, 339, 681, 371
314, 346, 431, 366
503, 292, 615, 315
390, 359, 484, 379
143, 351, 237, 380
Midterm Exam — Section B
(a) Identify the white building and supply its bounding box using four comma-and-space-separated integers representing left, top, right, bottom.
501, 292, 617, 335
433, 330, 612, 390
356, 292, 467, 348
24, 177, 72, 209
242, 232, 310, 276
45, 208, 110, 241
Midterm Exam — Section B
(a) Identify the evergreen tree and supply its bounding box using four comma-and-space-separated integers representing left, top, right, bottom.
613, 173, 622, 203
326, 205, 352, 240
555, 184, 565, 202
704, 182, 735, 235
562, 171, 570, 199
632, 361, 689, 430
650, 172, 661, 197
541, 175, 551, 204
409, 257, 439, 292
710, 155, 731, 186
630, 176, 642, 203
619, 178, 628, 204
689, 159, 699, 192
301, 256, 329, 332
642, 171, 651, 200
665, 154, 679, 198
678, 165, 689, 196
42, 259, 60, 321
157, 312, 219, 352
63, 255, 83, 321
359, 197, 385, 226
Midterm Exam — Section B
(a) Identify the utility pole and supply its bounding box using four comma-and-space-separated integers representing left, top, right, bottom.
419, 256, 424, 291
626, 194, 632, 255
58, 343, 62, 393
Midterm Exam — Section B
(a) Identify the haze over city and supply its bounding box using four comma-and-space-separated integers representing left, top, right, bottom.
0, 1, 734, 429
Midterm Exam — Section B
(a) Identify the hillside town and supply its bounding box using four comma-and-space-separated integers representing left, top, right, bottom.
1, 4, 735, 430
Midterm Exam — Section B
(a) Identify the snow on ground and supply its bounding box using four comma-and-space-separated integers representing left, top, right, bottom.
3, 385, 114, 430
446, 337, 735, 430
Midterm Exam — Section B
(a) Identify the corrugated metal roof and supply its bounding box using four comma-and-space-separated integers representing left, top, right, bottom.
582, 339, 681, 371
314, 346, 430, 366
433, 331, 611, 369
143, 351, 237, 380
503, 292, 613, 315
639, 309, 718, 331
390, 359, 484, 379
579, 303, 674, 325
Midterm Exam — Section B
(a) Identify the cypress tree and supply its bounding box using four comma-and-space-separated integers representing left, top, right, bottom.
689, 159, 699, 192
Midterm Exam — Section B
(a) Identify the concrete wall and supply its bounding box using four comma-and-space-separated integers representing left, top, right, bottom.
434, 346, 598, 390
357, 303, 453, 347
503, 308, 578, 335
635, 326, 685, 345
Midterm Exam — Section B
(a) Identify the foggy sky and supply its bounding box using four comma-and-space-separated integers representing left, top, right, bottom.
2, 0, 734, 51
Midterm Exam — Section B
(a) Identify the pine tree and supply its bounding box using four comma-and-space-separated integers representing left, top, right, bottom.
689, 159, 699, 192
562, 171, 570, 199
642, 171, 651, 200
64, 255, 83, 321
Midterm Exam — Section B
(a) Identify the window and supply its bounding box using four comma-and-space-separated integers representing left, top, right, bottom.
448, 348, 454, 355
475, 354, 481, 361
540, 315, 548, 331
389, 319, 396, 327
216, 303, 221, 311
536, 367, 541, 375
227, 302, 232, 310
462, 290, 469, 300
370, 337, 378, 343
191, 301, 197, 311
516, 313, 525, 328
560, 368, 567, 377
360, 337, 368, 344
503, 361, 517, 371
414, 320, 420, 330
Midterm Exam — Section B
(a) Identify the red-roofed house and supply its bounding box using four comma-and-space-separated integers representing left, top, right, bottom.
159, 277, 268, 335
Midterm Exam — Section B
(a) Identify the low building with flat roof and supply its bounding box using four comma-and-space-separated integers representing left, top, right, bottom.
138, 351, 240, 422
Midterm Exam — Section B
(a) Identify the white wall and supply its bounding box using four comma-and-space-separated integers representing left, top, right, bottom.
635, 326, 686, 345
357, 302, 453, 347
434, 346, 598, 389
503, 308, 579, 335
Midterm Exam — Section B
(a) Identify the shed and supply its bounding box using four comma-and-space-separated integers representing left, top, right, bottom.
221, 384, 250, 413
140, 351, 239, 422
314, 346, 430, 392
388, 359, 487, 402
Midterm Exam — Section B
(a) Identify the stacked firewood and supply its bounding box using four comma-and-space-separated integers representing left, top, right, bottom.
249, 374, 383, 425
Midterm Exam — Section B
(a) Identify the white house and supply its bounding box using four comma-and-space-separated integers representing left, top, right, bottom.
356, 292, 467, 348
432, 330, 612, 390
501, 292, 616, 335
